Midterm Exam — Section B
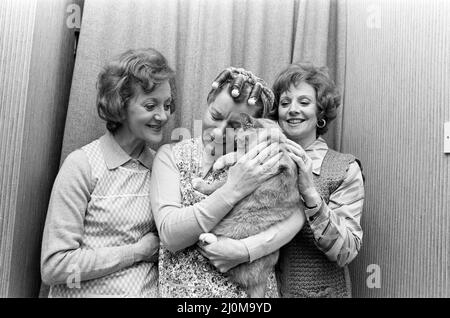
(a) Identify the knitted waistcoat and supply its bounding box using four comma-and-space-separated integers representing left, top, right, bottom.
276, 149, 356, 298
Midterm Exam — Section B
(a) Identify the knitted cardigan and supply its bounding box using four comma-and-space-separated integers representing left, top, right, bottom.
276, 149, 356, 298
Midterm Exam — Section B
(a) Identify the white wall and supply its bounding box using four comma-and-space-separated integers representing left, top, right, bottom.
344, 0, 450, 297
0, 0, 82, 297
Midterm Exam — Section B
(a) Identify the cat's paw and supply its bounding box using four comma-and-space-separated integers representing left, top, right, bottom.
192, 177, 226, 195
192, 177, 206, 190
213, 152, 238, 170
199, 233, 218, 245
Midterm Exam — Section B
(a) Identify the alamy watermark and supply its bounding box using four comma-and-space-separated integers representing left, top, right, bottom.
366, 264, 381, 288
366, 4, 381, 29
66, 4, 81, 29
172, 120, 285, 169
66, 263, 81, 289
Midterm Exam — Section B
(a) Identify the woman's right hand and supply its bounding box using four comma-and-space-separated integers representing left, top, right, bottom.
133, 232, 160, 263
222, 140, 284, 203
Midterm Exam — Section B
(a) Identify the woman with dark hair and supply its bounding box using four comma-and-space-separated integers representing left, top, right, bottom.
40, 48, 175, 297
272, 62, 365, 298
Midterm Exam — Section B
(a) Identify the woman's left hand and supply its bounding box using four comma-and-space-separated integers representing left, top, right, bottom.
197, 234, 249, 273
284, 139, 320, 205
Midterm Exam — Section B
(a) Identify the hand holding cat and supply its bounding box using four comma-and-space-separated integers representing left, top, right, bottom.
197, 234, 249, 273
284, 139, 321, 207
193, 139, 284, 198
213, 124, 286, 171
221, 141, 284, 204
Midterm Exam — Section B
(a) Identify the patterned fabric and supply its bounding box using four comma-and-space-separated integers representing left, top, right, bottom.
49, 139, 157, 297
304, 137, 364, 267
276, 145, 359, 298
158, 137, 278, 298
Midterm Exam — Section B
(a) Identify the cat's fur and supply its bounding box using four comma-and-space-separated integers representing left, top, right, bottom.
195, 114, 301, 297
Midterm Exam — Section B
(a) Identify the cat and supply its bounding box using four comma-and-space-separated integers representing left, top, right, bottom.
193, 113, 301, 297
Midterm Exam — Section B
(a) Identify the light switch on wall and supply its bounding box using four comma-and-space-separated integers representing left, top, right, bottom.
445, 122, 450, 154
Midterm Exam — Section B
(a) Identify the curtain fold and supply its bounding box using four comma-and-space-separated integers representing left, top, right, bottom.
61, 0, 346, 162
292, 0, 346, 150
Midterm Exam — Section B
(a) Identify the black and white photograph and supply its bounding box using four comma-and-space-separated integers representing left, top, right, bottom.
0, 0, 449, 301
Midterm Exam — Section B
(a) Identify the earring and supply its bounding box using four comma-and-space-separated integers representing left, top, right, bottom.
317, 119, 326, 128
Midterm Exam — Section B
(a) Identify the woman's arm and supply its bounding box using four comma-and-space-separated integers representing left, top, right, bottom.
150, 142, 284, 253
241, 207, 306, 262
150, 144, 239, 253
303, 162, 364, 267
199, 207, 306, 272
285, 140, 364, 267
40, 150, 150, 286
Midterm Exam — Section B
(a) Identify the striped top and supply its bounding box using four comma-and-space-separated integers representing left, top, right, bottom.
304, 137, 364, 266
41, 132, 158, 297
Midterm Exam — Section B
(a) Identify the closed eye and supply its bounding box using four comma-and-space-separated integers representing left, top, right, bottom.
210, 111, 223, 121
143, 104, 156, 111
280, 99, 291, 107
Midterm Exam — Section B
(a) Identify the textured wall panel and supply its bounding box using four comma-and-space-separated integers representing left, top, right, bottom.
0, 0, 80, 297
0, 0, 37, 297
344, 0, 449, 297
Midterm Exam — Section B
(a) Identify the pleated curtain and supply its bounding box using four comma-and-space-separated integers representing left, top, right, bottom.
61, 0, 346, 162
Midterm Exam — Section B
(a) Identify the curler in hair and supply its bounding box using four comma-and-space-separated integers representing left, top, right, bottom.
247, 82, 262, 106
230, 74, 245, 97
212, 68, 232, 89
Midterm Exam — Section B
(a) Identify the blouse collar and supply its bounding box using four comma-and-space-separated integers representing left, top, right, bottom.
304, 136, 328, 176
99, 131, 154, 170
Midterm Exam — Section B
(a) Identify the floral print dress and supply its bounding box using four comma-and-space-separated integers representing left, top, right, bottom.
158, 137, 278, 298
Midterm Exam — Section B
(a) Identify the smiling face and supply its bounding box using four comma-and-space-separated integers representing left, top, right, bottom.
202, 86, 259, 156
277, 81, 319, 147
122, 80, 172, 144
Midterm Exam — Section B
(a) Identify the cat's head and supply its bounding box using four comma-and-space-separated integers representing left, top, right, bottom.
238, 113, 279, 130
236, 113, 286, 146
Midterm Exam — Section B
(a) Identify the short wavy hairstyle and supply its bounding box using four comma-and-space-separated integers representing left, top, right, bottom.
271, 62, 341, 136
96, 48, 176, 132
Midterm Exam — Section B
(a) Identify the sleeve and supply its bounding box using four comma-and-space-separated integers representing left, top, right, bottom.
40, 149, 138, 286
150, 144, 237, 253
304, 161, 364, 267
241, 206, 306, 262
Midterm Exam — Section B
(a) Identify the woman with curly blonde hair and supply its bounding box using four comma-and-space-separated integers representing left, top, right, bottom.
41, 48, 175, 297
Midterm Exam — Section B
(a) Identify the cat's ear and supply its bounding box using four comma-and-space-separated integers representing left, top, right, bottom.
239, 113, 256, 130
